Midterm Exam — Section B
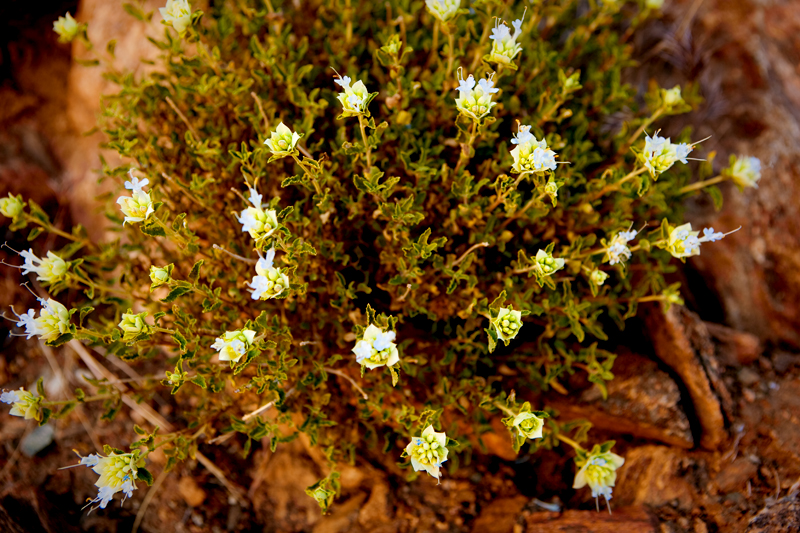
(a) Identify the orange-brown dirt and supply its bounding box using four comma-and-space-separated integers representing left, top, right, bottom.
2, 1, 800, 532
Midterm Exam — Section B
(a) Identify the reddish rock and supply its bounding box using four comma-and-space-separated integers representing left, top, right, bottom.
549, 352, 693, 448
746, 492, 800, 533
614, 446, 697, 510
524, 506, 657, 533
704, 322, 762, 366
644, 305, 730, 450
471, 496, 528, 533
659, 0, 800, 350
715, 458, 759, 494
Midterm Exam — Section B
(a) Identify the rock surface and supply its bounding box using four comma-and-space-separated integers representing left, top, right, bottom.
548, 351, 694, 448
643, 305, 730, 449
662, 0, 800, 349
524, 506, 657, 533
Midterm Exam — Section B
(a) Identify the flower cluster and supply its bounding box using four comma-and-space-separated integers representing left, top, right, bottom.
149, 264, 173, 289
663, 223, 729, 259
492, 307, 523, 345
0, 193, 24, 219
19, 249, 68, 284
237, 188, 278, 246
534, 248, 565, 277
73, 452, 143, 509
455, 70, 499, 121
604, 229, 637, 266
488, 15, 524, 66
247, 249, 290, 300
160, 0, 192, 34
573, 446, 626, 508
660, 86, 684, 111
510, 125, 558, 175
119, 312, 150, 342
13, 298, 72, 342
212, 329, 256, 363
117, 173, 154, 225
727, 154, 762, 189
1, 388, 41, 421
334, 75, 371, 117
641, 132, 692, 178
405, 425, 449, 482
265, 122, 302, 160
53, 12, 81, 43
425, 0, 461, 23
352, 324, 399, 369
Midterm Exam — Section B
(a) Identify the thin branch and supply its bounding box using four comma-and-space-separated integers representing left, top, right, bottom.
213, 244, 257, 264
242, 387, 295, 421
324, 367, 368, 400
67, 340, 248, 506
250, 91, 270, 132
165, 96, 200, 139
131, 467, 168, 533
449, 242, 489, 268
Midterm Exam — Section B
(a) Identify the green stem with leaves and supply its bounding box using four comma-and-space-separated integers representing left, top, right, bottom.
291, 154, 323, 195
357, 115, 372, 174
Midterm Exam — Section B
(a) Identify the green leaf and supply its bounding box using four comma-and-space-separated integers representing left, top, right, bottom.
190, 375, 207, 389
140, 222, 167, 237
162, 286, 193, 303
137, 467, 154, 486
172, 331, 188, 352
188, 260, 204, 283
706, 185, 724, 211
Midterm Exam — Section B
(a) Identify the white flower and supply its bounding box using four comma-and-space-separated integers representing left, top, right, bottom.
334, 75, 370, 116
425, 0, 461, 23
247, 249, 290, 300
510, 125, 558, 175
117, 181, 155, 225
573, 448, 625, 504
405, 425, 449, 482
491, 307, 522, 345
160, 0, 192, 34
73, 451, 142, 509
642, 133, 693, 178
0, 194, 24, 219
605, 229, 637, 265
53, 12, 81, 42
20, 249, 68, 283
488, 15, 524, 66
455, 70, 499, 121
512, 411, 544, 440
534, 249, 565, 276
124, 171, 150, 193
728, 155, 761, 189
664, 223, 734, 259
211, 329, 256, 363
1, 388, 41, 420
264, 122, 302, 159
352, 324, 400, 370
237, 188, 279, 244
13, 298, 71, 342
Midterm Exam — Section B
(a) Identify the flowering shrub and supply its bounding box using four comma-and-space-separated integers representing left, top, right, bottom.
1, 0, 761, 514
